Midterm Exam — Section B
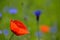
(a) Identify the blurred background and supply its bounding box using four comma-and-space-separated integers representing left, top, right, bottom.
0, 0, 59, 40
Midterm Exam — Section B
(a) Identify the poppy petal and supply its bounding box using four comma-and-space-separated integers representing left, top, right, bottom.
13, 20, 27, 30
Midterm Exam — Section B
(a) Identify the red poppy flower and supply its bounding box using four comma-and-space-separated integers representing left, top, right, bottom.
40, 25, 50, 33
10, 20, 29, 36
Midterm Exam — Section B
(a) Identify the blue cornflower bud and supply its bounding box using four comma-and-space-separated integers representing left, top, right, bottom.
3, 6, 9, 12
50, 27, 57, 33
0, 13, 2, 17
34, 10, 41, 16
35, 31, 43, 37
34, 10, 41, 21
3, 29, 9, 36
0, 30, 2, 34
9, 8, 17, 14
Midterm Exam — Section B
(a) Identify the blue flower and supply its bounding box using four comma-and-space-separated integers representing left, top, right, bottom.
3, 6, 9, 12
0, 30, 2, 34
0, 13, 2, 17
35, 31, 43, 37
34, 10, 41, 16
3, 29, 9, 36
9, 8, 17, 14
50, 27, 57, 33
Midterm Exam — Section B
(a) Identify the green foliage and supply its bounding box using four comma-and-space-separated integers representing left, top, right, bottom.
0, 0, 59, 40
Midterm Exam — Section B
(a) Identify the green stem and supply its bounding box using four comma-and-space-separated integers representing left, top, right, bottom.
37, 21, 40, 40
9, 34, 14, 40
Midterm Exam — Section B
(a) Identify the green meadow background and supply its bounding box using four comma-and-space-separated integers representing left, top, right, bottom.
0, 0, 60, 40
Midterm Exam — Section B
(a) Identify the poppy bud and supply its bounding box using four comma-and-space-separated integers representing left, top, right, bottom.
40, 25, 50, 33
10, 20, 29, 36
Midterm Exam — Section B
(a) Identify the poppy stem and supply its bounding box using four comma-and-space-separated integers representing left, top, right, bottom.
9, 33, 14, 40
24, 18, 29, 40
